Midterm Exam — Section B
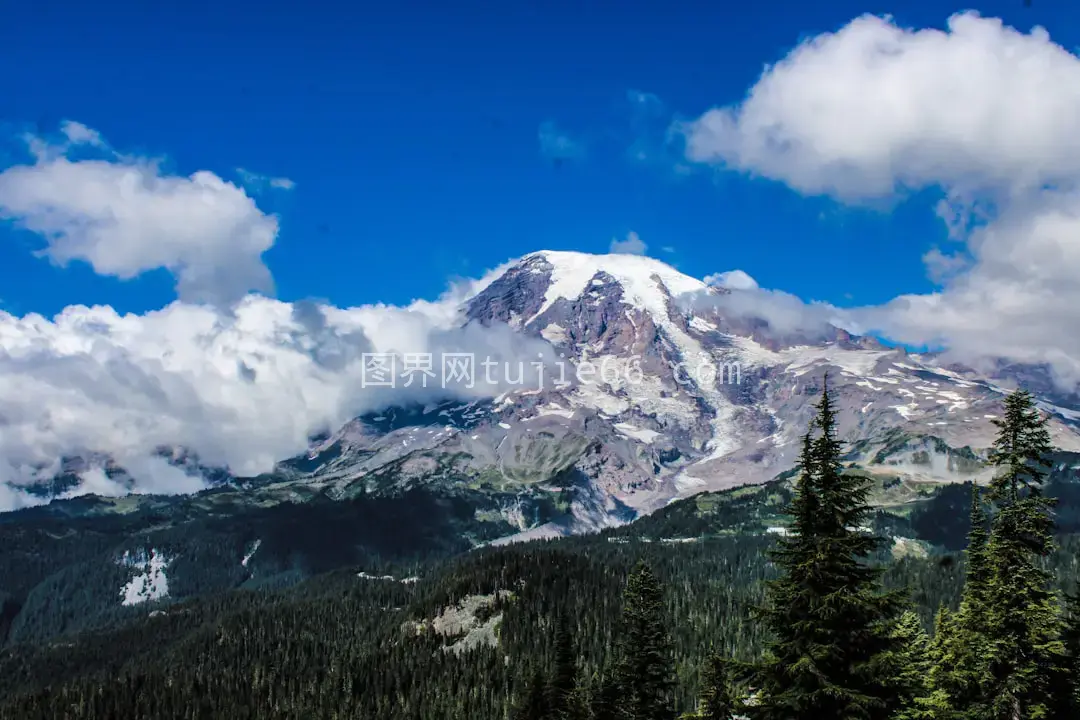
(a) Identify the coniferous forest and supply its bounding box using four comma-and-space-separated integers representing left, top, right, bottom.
3, 383, 1080, 719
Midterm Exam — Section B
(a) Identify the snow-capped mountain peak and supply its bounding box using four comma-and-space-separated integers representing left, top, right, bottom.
524, 250, 710, 321
464, 250, 715, 333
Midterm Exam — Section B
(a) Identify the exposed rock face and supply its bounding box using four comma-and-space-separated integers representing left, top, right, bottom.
465, 254, 550, 328
402, 591, 513, 655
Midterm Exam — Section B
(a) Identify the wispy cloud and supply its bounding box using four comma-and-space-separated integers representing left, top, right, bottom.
59, 120, 105, 148
237, 167, 296, 192
627, 89, 664, 113
609, 231, 648, 255
538, 121, 583, 164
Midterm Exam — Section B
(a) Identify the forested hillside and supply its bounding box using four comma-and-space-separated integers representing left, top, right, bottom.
2, 387, 1080, 718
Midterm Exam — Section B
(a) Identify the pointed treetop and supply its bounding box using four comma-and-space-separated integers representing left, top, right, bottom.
968, 483, 988, 547
988, 389, 1054, 502
816, 372, 837, 437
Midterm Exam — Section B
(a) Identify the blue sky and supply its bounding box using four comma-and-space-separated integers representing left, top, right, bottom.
0, 0, 1075, 318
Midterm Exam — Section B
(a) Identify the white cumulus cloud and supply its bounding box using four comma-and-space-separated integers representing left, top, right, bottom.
0, 123, 279, 306
0, 124, 569, 510
704, 269, 759, 291
680, 12, 1080, 201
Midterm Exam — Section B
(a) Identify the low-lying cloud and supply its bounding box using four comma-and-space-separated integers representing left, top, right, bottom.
0, 284, 558, 510
681, 269, 846, 340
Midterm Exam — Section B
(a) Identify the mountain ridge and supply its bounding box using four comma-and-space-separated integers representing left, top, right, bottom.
13, 249, 1080, 541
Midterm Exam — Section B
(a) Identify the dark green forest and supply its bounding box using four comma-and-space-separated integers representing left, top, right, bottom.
2, 387, 1080, 718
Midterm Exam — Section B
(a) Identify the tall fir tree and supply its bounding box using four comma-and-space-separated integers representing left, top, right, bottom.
589, 671, 622, 720
751, 375, 903, 720
934, 484, 993, 717
513, 668, 550, 720
694, 652, 739, 720
613, 560, 677, 720
982, 390, 1065, 719
925, 606, 965, 720
547, 614, 585, 720
963, 483, 991, 613
1061, 581, 1080, 714
885, 611, 951, 720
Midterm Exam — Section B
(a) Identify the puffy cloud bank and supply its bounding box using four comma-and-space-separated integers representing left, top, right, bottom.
681, 12, 1080, 387
0, 283, 559, 510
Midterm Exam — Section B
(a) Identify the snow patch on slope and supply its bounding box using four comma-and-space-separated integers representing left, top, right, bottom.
586, 354, 699, 425
730, 336, 784, 367
527, 403, 575, 420
241, 539, 261, 567
118, 549, 171, 606
782, 346, 890, 377
614, 423, 661, 443
689, 316, 718, 333
568, 382, 631, 416
358, 571, 420, 584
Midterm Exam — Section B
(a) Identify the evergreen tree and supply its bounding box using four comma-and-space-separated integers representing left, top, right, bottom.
613, 561, 677, 720
885, 611, 951, 720
982, 390, 1064, 719
751, 375, 903, 720
1061, 581, 1080, 714
547, 614, 583, 720
514, 669, 550, 720
987, 390, 1055, 501
934, 485, 993, 717
963, 483, 991, 612
918, 607, 964, 720
589, 672, 622, 720
928, 605, 955, 691
695, 652, 738, 719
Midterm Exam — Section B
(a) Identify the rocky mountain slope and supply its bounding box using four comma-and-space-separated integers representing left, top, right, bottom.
278, 251, 1080, 535
18, 250, 1080, 539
